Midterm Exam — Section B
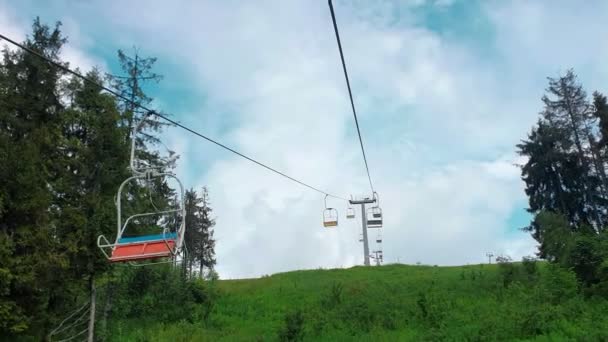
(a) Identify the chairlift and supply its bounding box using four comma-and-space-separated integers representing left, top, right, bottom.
376, 230, 382, 244
366, 192, 383, 228
346, 199, 355, 219
346, 195, 355, 219
323, 195, 338, 227
97, 112, 186, 264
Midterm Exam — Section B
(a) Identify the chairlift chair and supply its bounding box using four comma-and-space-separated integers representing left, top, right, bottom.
366, 192, 383, 228
367, 206, 383, 228
346, 196, 355, 219
346, 207, 355, 219
323, 195, 338, 227
97, 112, 186, 264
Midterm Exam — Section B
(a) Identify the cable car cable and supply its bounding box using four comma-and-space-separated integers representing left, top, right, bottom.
327, 0, 375, 196
0, 32, 348, 201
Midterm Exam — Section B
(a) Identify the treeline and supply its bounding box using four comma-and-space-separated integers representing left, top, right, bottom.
0, 19, 216, 339
518, 70, 608, 296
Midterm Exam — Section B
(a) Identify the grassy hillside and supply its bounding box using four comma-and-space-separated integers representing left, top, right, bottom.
109, 263, 608, 341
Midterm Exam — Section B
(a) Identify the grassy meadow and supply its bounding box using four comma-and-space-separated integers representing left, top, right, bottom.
107, 262, 608, 341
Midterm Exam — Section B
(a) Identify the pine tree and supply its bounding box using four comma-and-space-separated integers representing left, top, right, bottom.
183, 188, 216, 278
198, 187, 216, 278
106, 48, 164, 145
105, 49, 175, 237
0, 18, 70, 336
593, 92, 608, 149
540, 71, 605, 227
0, 17, 198, 338
518, 71, 608, 285
52, 68, 131, 339
590, 92, 608, 205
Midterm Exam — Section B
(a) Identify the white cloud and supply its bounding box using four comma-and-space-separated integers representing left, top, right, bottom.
60, 17, 106, 72
0, 2, 26, 52
0, 1, 105, 72
97, 0, 562, 278
484, 0, 608, 89
7, 0, 605, 278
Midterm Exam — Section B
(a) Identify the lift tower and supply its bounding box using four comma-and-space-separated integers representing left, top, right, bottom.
349, 196, 376, 266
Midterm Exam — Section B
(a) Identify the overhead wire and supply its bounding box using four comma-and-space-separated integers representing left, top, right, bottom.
0, 32, 348, 201
327, 0, 375, 196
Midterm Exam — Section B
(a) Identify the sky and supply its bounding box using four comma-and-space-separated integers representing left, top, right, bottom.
2, 0, 608, 279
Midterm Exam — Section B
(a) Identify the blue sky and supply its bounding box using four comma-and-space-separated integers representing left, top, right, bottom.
3, 0, 608, 278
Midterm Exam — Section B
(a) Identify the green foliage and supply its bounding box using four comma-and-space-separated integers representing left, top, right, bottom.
538, 263, 578, 305
569, 232, 604, 286
278, 310, 305, 342
497, 255, 518, 288
320, 281, 343, 309
589, 259, 608, 298
0, 17, 217, 340
108, 266, 199, 323
0, 18, 79, 338
183, 188, 216, 279
107, 264, 608, 341
518, 70, 608, 305
189, 278, 219, 324
522, 256, 539, 282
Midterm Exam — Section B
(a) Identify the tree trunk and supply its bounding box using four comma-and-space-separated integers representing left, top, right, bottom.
100, 276, 115, 340
88, 277, 96, 342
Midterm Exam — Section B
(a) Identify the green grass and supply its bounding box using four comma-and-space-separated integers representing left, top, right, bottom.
108, 263, 608, 341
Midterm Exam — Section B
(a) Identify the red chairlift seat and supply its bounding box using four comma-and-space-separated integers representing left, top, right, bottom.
108, 232, 177, 263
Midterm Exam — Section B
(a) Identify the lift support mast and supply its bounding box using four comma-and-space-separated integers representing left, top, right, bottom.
349, 197, 376, 266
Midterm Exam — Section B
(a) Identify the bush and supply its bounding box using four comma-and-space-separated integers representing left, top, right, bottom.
522, 256, 539, 282
278, 310, 305, 342
497, 255, 517, 288
320, 282, 343, 309
569, 233, 603, 286
109, 265, 217, 323
416, 290, 448, 329
189, 279, 218, 323
539, 264, 578, 305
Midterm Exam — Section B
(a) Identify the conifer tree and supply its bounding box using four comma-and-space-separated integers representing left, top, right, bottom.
0, 18, 70, 336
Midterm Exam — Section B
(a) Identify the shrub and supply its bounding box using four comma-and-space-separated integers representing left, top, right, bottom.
522, 256, 539, 282
189, 279, 218, 323
569, 233, 603, 286
416, 291, 448, 329
278, 310, 305, 342
589, 260, 608, 298
320, 282, 344, 309
109, 265, 218, 324
539, 264, 578, 305
497, 255, 517, 288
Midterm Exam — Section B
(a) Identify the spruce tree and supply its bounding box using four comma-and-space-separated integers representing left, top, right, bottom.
0, 18, 69, 336
183, 188, 216, 278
